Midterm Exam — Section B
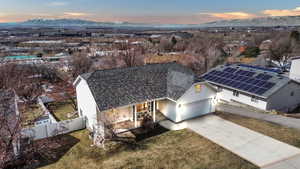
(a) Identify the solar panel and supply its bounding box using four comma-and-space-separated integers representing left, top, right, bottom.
256, 73, 273, 80
249, 87, 258, 93
255, 88, 268, 95
263, 82, 275, 89
236, 70, 244, 75
256, 81, 266, 86
243, 85, 252, 91
246, 78, 254, 83
224, 67, 237, 73
220, 78, 227, 84
245, 71, 256, 77
215, 71, 222, 76
262, 74, 272, 80
232, 81, 240, 88
240, 76, 248, 82
210, 76, 218, 81
201, 65, 278, 96
255, 74, 264, 79
223, 80, 231, 85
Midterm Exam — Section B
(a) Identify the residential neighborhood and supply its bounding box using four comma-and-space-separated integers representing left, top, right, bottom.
2, 1, 300, 169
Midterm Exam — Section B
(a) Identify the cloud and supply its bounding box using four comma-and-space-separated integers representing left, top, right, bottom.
200, 12, 257, 20
262, 7, 300, 16
48, 1, 68, 6
63, 12, 90, 17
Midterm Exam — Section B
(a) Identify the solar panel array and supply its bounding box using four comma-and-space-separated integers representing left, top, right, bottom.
202, 67, 276, 96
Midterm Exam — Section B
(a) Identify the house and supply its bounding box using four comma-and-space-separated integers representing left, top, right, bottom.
0, 89, 21, 157
290, 57, 300, 82
74, 63, 217, 133
201, 63, 300, 112
34, 95, 58, 126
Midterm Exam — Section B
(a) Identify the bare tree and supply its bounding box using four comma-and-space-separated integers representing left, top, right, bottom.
158, 37, 174, 52
0, 64, 44, 104
269, 35, 293, 69
0, 99, 22, 169
250, 32, 276, 47
69, 52, 93, 79
118, 43, 145, 67
185, 35, 225, 75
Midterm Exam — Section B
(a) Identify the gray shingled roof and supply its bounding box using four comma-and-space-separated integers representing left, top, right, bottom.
81, 63, 195, 112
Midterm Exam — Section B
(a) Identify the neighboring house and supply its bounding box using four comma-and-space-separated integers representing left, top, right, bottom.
0, 89, 21, 157
34, 95, 57, 126
201, 63, 300, 112
74, 63, 217, 133
290, 57, 300, 82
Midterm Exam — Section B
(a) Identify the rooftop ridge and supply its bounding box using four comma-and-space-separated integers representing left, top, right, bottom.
237, 64, 282, 74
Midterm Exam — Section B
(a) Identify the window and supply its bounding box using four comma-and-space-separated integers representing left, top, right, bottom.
291, 92, 294, 97
194, 84, 201, 92
79, 109, 83, 116
251, 96, 258, 103
218, 87, 223, 92
233, 91, 239, 97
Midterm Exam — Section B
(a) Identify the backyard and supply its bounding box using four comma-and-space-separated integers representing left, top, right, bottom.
21, 104, 44, 127
47, 100, 77, 121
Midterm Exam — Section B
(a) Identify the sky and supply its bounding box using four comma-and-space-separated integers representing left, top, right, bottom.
0, 0, 300, 24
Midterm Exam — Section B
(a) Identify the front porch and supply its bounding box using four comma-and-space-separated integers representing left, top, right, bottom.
109, 100, 166, 132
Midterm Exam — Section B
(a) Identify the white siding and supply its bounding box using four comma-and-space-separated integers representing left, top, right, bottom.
290, 59, 300, 82
176, 99, 214, 122
176, 83, 216, 122
218, 88, 268, 110
157, 99, 177, 122
177, 83, 216, 104
75, 78, 98, 130
267, 82, 300, 112
158, 83, 217, 123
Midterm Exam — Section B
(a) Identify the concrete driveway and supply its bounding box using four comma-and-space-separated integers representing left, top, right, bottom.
186, 115, 300, 168
217, 103, 300, 130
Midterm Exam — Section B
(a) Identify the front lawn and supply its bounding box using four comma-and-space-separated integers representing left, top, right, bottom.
40, 127, 257, 169
37, 112, 300, 169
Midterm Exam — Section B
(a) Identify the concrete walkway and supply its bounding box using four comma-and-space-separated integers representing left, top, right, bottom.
186, 115, 300, 169
217, 104, 300, 130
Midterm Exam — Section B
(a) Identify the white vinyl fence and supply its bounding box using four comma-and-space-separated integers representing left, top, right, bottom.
22, 117, 86, 140
37, 96, 57, 124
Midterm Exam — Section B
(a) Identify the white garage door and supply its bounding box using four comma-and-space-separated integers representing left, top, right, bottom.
180, 99, 213, 121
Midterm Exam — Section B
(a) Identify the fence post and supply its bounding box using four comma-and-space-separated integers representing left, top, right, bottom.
45, 124, 48, 138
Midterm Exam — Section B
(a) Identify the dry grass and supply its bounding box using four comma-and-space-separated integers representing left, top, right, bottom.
37, 112, 300, 169
48, 100, 76, 121
40, 128, 257, 169
22, 104, 44, 127
216, 112, 300, 148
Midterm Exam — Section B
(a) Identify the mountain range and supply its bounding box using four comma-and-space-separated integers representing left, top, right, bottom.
201, 15, 300, 27
1, 16, 300, 28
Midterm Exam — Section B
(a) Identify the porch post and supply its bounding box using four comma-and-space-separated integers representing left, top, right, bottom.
153, 101, 156, 122
134, 105, 137, 127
